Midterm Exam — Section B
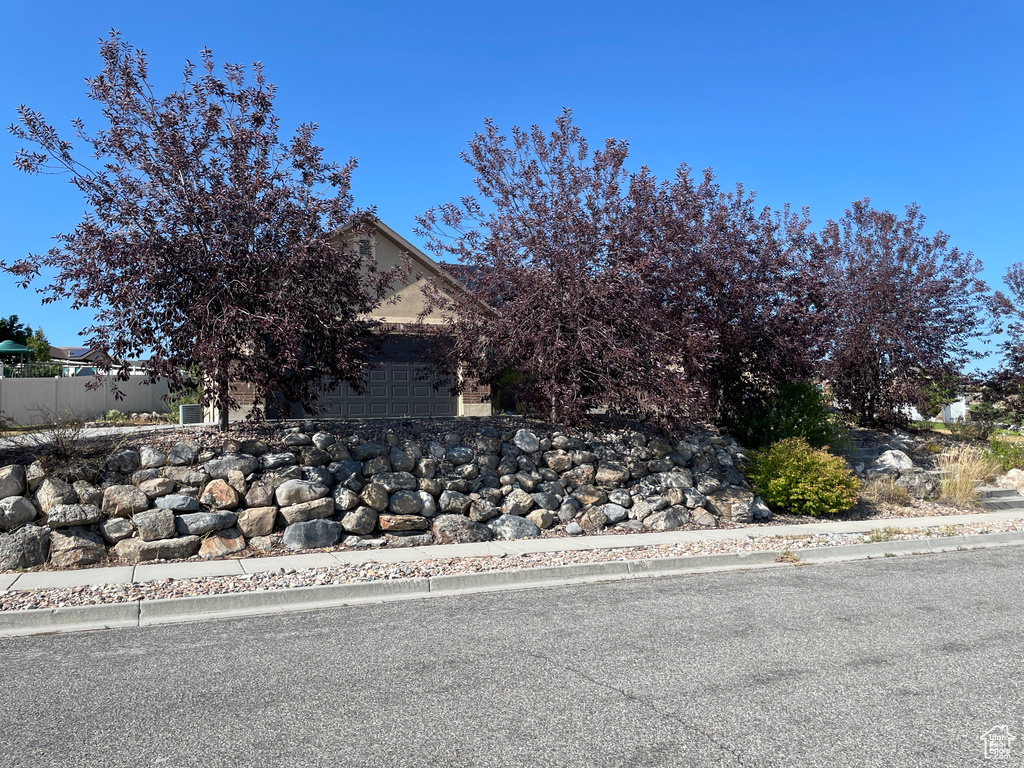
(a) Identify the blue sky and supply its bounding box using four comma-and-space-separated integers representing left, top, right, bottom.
1, 0, 1021, 366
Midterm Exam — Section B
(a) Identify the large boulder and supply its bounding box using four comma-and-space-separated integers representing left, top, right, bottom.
275, 479, 330, 507
378, 514, 430, 532
375, 472, 417, 493
102, 485, 149, 518
260, 452, 299, 470
155, 494, 201, 513
0, 524, 50, 569
138, 477, 175, 499
167, 442, 199, 466
49, 527, 107, 568
432, 514, 492, 544
0, 496, 37, 531
503, 488, 534, 516
114, 535, 200, 563
278, 497, 335, 526
199, 528, 246, 559
439, 490, 471, 515
203, 454, 259, 479
388, 490, 424, 516
36, 478, 77, 513
236, 506, 277, 537
174, 511, 237, 536
283, 519, 342, 551
706, 487, 756, 523
595, 461, 631, 486
200, 479, 240, 510
876, 450, 915, 472
487, 514, 540, 540
643, 507, 687, 531
513, 430, 540, 453
138, 446, 167, 469
133, 509, 176, 542
106, 450, 141, 474
46, 504, 101, 529
341, 506, 378, 535
0, 465, 26, 500
100, 517, 134, 544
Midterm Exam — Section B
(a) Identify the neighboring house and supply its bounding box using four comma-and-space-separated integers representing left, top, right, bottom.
219, 218, 491, 423
48, 346, 148, 377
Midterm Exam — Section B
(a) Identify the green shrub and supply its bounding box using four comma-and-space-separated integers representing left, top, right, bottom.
101, 409, 127, 422
987, 437, 1024, 472
946, 417, 996, 441
749, 437, 860, 517
729, 381, 839, 449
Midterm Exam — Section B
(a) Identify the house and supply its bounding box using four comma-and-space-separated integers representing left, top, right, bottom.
218, 218, 491, 423
48, 346, 149, 377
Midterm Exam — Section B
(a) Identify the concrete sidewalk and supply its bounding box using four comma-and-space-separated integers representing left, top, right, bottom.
3, 508, 1021, 593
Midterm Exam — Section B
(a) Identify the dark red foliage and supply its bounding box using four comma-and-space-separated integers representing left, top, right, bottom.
6, 33, 394, 430
817, 199, 989, 427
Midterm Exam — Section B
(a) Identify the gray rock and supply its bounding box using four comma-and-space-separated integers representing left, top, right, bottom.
312, 432, 336, 450
299, 467, 331, 488
503, 488, 534, 516
684, 488, 707, 509
114, 535, 200, 563
167, 442, 199, 466
25, 462, 45, 492
102, 485, 150, 518
572, 485, 607, 506
530, 491, 560, 511
139, 446, 167, 469
155, 494, 201, 512
361, 483, 390, 512
204, 454, 259, 479
133, 509, 176, 541
283, 519, 342, 551
579, 506, 608, 532
49, 527, 107, 568
139, 477, 176, 499
415, 458, 437, 479
439, 490, 472, 514
388, 448, 415, 472
0, 524, 50, 570
595, 461, 631, 486
388, 489, 424, 516
275, 479, 330, 507
418, 491, 437, 518
163, 466, 211, 487
383, 532, 434, 547
245, 482, 276, 508
469, 500, 499, 523
278, 497, 335, 526
72, 481, 103, 507
876, 449, 914, 472
36, 478, 77, 513
353, 443, 387, 461
282, 433, 312, 447
107, 450, 141, 474
643, 508, 686, 531
751, 496, 772, 522
0, 496, 37, 531
513, 429, 541, 453
432, 514, 492, 544
0, 465, 26, 500
488, 514, 540, 540
706, 488, 755, 523
362, 456, 391, 477
692, 508, 718, 527
603, 503, 629, 524
300, 448, 330, 468
333, 486, 361, 512
174, 511, 237, 536
446, 446, 475, 466
566, 521, 584, 535
100, 517, 135, 544
327, 443, 353, 462
341, 506, 378, 535
46, 503, 101, 529
261, 452, 299, 470
375, 471, 417, 493
696, 475, 722, 496
607, 489, 632, 508
557, 503, 577, 524
131, 468, 164, 486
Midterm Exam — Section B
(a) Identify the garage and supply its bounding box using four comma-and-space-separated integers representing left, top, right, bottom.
303, 335, 458, 418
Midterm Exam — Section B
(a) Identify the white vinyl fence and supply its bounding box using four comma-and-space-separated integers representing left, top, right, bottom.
0, 376, 171, 426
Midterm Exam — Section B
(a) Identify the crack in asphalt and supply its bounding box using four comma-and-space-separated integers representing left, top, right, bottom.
526, 650, 755, 768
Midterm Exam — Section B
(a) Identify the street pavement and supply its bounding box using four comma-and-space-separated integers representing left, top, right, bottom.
0, 546, 1021, 767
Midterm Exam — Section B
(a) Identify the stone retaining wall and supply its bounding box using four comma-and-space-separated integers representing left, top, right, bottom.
0, 422, 770, 571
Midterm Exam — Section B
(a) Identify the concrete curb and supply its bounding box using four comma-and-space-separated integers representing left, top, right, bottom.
3, 532, 1024, 637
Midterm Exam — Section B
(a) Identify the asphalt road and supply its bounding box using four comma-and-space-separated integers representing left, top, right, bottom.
1, 547, 1022, 768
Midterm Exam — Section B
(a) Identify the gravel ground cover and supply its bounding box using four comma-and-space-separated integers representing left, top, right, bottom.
3, 517, 1021, 612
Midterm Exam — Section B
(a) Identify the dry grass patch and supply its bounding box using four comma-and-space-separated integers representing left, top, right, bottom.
937, 445, 1002, 505
861, 476, 912, 506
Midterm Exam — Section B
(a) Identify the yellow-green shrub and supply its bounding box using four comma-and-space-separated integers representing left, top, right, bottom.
749, 437, 860, 517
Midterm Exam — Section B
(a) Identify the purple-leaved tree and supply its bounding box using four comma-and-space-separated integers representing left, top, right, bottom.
416, 110, 706, 425
818, 199, 989, 427
7, 33, 394, 430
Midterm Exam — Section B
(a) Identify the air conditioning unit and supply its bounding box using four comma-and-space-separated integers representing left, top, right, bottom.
179, 404, 204, 425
